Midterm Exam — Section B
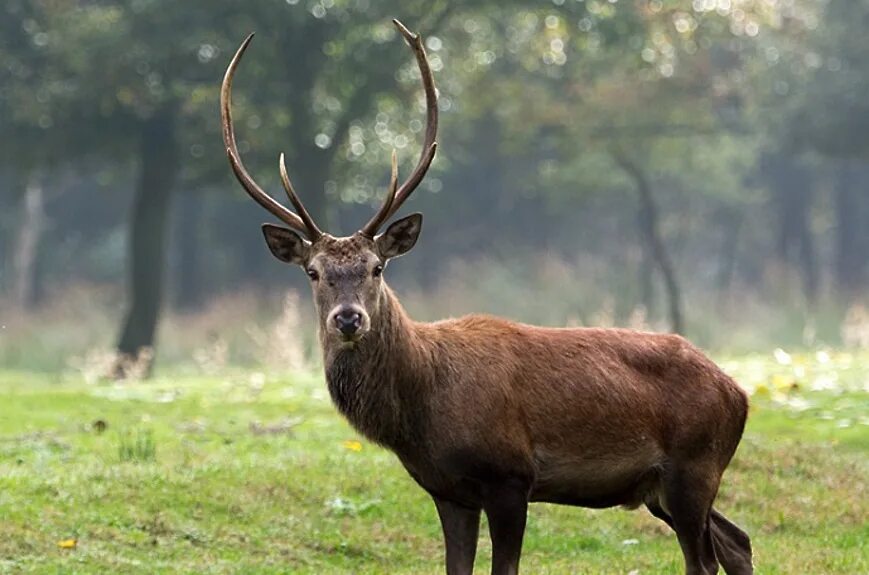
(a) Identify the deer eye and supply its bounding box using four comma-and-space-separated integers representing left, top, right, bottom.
306, 268, 319, 281
373, 265, 384, 278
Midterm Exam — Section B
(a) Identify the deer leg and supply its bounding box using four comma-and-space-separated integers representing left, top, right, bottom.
648, 499, 752, 575
482, 479, 530, 575
662, 466, 721, 575
433, 496, 482, 575
709, 508, 753, 575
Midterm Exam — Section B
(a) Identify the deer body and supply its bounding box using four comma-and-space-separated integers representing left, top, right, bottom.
221, 20, 753, 575
322, 280, 747, 511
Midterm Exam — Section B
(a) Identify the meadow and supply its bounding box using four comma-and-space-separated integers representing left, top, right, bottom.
0, 350, 866, 574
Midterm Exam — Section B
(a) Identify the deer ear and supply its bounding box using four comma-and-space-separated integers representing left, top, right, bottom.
262, 224, 310, 264
376, 213, 423, 259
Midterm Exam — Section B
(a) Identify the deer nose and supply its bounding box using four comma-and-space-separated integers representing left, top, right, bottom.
334, 308, 363, 336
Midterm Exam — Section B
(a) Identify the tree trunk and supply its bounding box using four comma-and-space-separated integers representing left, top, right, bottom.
796, 183, 818, 305
613, 152, 684, 334
835, 163, 866, 298
172, 190, 202, 311
717, 208, 742, 302
116, 106, 179, 375
12, 172, 45, 311
769, 156, 817, 304
637, 222, 656, 316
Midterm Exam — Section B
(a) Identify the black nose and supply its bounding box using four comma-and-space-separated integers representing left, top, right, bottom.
334, 309, 362, 335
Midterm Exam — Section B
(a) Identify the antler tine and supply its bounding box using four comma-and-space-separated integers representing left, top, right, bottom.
360, 150, 399, 238
279, 153, 323, 239
386, 19, 439, 221
359, 19, 439, 236
221, 34, 312, 237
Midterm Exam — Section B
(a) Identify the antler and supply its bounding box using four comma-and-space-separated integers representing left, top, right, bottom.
359, 19, 439, 238
221, 33, 322, 240
279, 153, 323, 238
363, 150, 400, 236
222, 21, 436, 241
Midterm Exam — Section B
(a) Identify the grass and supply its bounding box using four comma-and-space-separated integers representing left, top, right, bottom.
0, 351, 866, 574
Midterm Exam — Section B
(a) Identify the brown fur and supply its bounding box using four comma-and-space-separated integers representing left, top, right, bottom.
323, 282, 747, 505
284, 231, 754, 575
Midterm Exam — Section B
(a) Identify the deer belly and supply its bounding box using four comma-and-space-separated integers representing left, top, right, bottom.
530, 447, 664, 508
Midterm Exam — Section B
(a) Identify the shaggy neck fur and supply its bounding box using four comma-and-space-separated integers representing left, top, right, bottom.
321, 283, 431, 450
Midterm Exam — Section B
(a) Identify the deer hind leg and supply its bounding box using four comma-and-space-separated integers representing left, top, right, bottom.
647, 500, 752, 575
656, 464, 721, 575
647, 480, 752, 574
709, 508, 753, 574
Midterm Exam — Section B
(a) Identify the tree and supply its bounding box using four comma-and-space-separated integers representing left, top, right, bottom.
0, 1, 71, 309
782, 0, 869, 299
436, 1, 778, 331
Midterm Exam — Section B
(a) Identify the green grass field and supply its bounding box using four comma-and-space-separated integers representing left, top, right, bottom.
0, 351, 867, 574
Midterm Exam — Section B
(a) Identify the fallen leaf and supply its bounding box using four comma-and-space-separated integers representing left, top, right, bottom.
342, 440, 363, 452
57, 538, 77, 549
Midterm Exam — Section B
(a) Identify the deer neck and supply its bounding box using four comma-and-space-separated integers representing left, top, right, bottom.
320, 283, 429, 449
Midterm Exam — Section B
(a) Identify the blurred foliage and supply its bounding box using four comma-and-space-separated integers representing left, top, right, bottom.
0, 0, 867, 354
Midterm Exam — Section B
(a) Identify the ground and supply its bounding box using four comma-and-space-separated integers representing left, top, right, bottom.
0, 351, 866, 574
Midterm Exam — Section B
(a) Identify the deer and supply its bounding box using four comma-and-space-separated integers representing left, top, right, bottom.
220, 19, 754, 575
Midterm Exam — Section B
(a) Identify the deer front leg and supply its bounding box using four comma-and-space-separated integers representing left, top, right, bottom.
434, 496, 482, 575
482, 479, 530, 575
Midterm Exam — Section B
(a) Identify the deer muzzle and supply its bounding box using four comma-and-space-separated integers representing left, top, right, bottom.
329, 304, 369, 341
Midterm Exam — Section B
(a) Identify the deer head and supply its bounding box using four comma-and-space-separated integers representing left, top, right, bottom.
221, 20, 437, 345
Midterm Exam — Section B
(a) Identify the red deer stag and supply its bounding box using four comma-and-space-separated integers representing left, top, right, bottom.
221, 19, 753, 575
